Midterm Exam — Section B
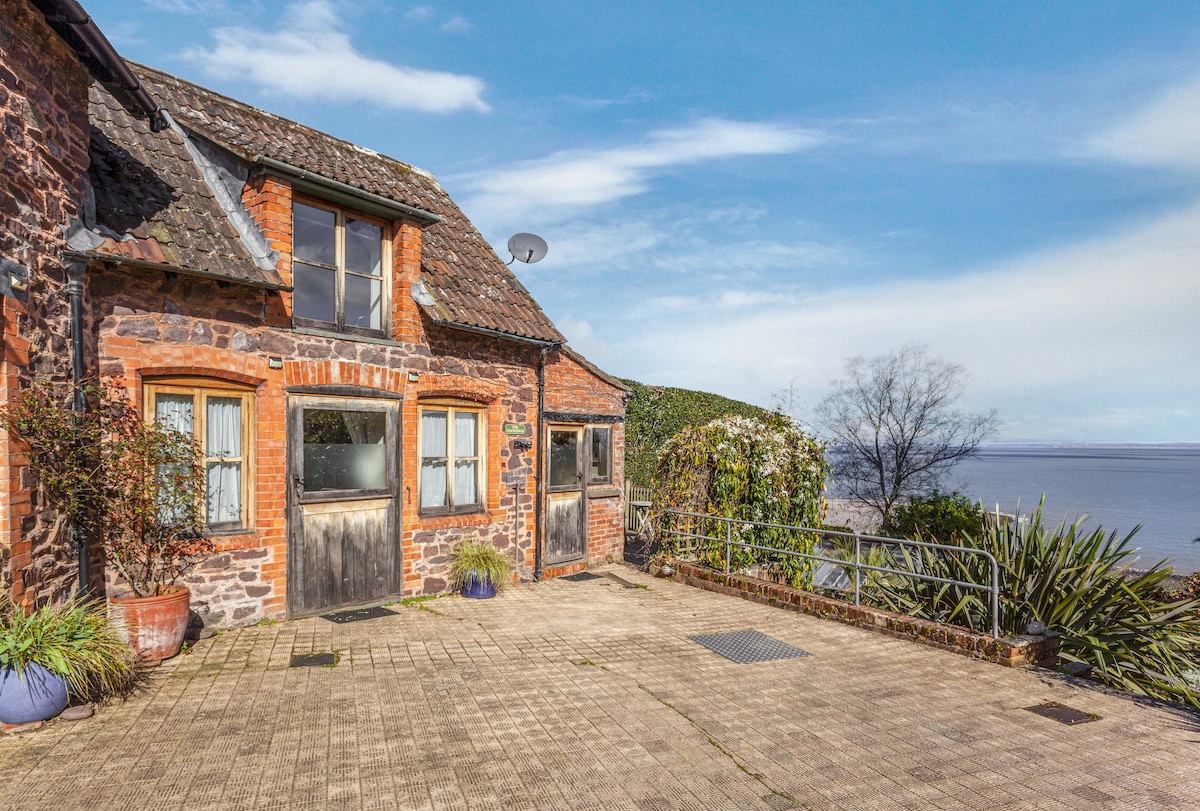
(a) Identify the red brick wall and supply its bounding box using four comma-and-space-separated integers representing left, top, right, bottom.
0, 0, 93, 604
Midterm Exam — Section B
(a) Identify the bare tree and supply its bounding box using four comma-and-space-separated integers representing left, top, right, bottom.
815, 345, 998, 526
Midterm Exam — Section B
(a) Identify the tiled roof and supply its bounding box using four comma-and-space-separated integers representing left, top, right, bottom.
128, 64, 564, 344
88, 83, 285, 289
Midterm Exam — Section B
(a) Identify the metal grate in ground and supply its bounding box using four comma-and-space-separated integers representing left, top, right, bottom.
320, 605, 398, 624
1025, 702, 1099, 725
689, 629, 811, 664
289, 652, 339, 668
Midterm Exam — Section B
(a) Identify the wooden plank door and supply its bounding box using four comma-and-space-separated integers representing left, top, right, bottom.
545, 425, 586, 565
287, 395, 401, 615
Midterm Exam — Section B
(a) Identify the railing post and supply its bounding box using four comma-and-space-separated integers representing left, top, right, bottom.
725, 520, 731, 574
991, 557, 1000, 639
854, 533, 861, 607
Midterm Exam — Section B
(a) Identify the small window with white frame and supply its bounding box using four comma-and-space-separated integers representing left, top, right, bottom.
144, 380, 254, 531
419, 401, 486, 515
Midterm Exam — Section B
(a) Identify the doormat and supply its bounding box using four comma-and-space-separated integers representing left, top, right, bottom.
689, 630, 811, 664
320, 605, 398, 624
561, 571, 603, 582
1025, 702, 1099, 725
289, 652, 339, 668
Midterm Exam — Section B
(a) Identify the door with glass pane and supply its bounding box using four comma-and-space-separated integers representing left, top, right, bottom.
287, 396, 401, 615
545, 425, 586, 565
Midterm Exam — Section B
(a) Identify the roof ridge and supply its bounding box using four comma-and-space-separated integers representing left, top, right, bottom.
126, 61, 438, 182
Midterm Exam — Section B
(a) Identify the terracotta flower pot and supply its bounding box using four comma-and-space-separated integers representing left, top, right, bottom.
109, 585, 191, 664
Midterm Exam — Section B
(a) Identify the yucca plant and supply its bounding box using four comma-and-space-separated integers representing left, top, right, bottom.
861, 499, 1200, 707
0, 597, 136, 700
447, 537, 511, 591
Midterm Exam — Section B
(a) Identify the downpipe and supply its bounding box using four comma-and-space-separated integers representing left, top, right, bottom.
66, 262, 90, 596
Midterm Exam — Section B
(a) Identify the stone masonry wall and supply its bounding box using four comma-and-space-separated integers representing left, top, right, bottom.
0, 0, 93, 605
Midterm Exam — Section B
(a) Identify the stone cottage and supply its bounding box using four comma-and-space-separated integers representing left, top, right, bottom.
1, 0, 627, 626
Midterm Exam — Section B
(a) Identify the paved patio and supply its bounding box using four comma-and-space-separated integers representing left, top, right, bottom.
1, 564, 1197, 810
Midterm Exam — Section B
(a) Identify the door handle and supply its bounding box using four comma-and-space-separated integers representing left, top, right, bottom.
293, 474, 304, 493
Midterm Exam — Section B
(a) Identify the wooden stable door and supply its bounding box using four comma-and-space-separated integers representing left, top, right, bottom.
287, 395, 401, 615
545, 425, 586, 565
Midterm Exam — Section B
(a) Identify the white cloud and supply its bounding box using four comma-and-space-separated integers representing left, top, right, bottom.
440, 14, 471, 32
1089, 76, 1200, 170
557, 318, 611, 365
185, 1, 488, 113
460, 118, 824, 223
611, 200, 1200, 441
143, 0, 222, 12
404, 5, 435, 22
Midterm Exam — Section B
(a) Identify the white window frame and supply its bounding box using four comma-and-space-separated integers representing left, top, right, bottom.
144, 379, 255, 531
418, 401, 486, 516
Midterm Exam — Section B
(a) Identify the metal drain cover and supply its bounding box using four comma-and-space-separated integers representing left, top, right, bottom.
689, 630, 811, 664
290, 652, 339, 668
1025, 702, 1098, 725
320, 605, 397, 624
561, 572, 603, 582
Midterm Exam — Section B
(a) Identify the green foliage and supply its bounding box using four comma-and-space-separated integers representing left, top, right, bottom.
880, 492, 986, 544
448, 537, 512, 590
621, 379, 769, 486
0, 597, 135, 700
860, 500, 1200, 708
0, 377, 214, 598
655, 413, 828, 588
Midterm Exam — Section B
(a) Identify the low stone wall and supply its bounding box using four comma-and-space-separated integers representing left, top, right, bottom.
670, 560, 1059, 668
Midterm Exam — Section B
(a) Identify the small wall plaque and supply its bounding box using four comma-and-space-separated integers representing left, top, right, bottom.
503, 423, 528, 436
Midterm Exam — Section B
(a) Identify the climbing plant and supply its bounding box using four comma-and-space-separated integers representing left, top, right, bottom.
654, 413, 828, 587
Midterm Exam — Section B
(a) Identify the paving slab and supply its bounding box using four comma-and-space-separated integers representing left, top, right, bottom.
1, 565, 1197, 810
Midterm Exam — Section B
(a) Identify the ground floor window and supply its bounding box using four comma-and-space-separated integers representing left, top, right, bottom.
588, 426, 612, 485
144, 380, 254, 530
419, 402, 485, 515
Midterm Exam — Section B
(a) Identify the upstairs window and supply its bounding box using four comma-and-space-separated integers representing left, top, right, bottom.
292, 199, 389, 335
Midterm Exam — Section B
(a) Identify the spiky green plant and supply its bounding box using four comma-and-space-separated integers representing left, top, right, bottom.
447, 537, 512, 591
861, 500, 1200, 707
0, 597, 136, 700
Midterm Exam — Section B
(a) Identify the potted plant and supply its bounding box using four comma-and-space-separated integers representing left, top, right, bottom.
0, 597, 135, 724
0, 378, 213, 664
448, 537, 512, 599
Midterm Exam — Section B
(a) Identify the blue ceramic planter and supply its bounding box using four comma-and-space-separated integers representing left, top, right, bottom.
0, 663, 69, 725
461, 573, 497, 599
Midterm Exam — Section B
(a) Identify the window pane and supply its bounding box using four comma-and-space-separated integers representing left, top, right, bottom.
206, 461, 241, 524
454, 460, 477, 505
549, 430, 579, 487
421, 410, 447, 457
206, 397, 242, 457
344, 274, 382, 330
454, 411, 477, 458
344, 218, 382, 275
302, 409, 386, 491
155, 393, 194, 435
293, 262, 336, 323
420, 460, 447, 508
590, 427, 610, 481
293, 203, 335, 265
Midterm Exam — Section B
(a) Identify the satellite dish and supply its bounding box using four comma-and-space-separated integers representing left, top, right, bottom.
507, 232, 548, 264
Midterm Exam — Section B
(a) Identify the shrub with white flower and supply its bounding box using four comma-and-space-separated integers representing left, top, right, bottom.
654, 412, 829, 587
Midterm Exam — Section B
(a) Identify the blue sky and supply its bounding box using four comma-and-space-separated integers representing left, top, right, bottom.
88, 0, 1200, 442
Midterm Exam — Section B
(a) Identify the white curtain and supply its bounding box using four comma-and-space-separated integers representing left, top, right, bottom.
421, 410, 448, 507
205, 397, 242, 524
453, 460, 477, 505
454, 412, 476, 457
155, 393, 194, 434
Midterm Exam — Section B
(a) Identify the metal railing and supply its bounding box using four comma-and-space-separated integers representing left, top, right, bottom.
657, 509, 1001, 639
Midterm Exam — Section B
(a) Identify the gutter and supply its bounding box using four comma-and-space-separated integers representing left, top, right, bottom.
34, 0, 166, 131
252, 156, 441, 226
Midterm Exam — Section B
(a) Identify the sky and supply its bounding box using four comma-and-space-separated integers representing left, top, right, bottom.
85, 0, 1200, 442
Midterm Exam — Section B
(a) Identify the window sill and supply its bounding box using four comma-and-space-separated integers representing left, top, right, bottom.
587, 486, 620, 499
292, 325, 401, 347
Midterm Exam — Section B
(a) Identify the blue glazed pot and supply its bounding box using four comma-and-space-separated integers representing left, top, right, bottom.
0, 663, 69, 725
461, 573, 497, 599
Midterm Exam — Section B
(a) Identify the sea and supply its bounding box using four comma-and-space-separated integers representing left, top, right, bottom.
946, 444, 1200, 575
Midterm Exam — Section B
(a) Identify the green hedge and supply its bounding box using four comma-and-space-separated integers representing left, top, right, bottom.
621, 378, 768, 486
